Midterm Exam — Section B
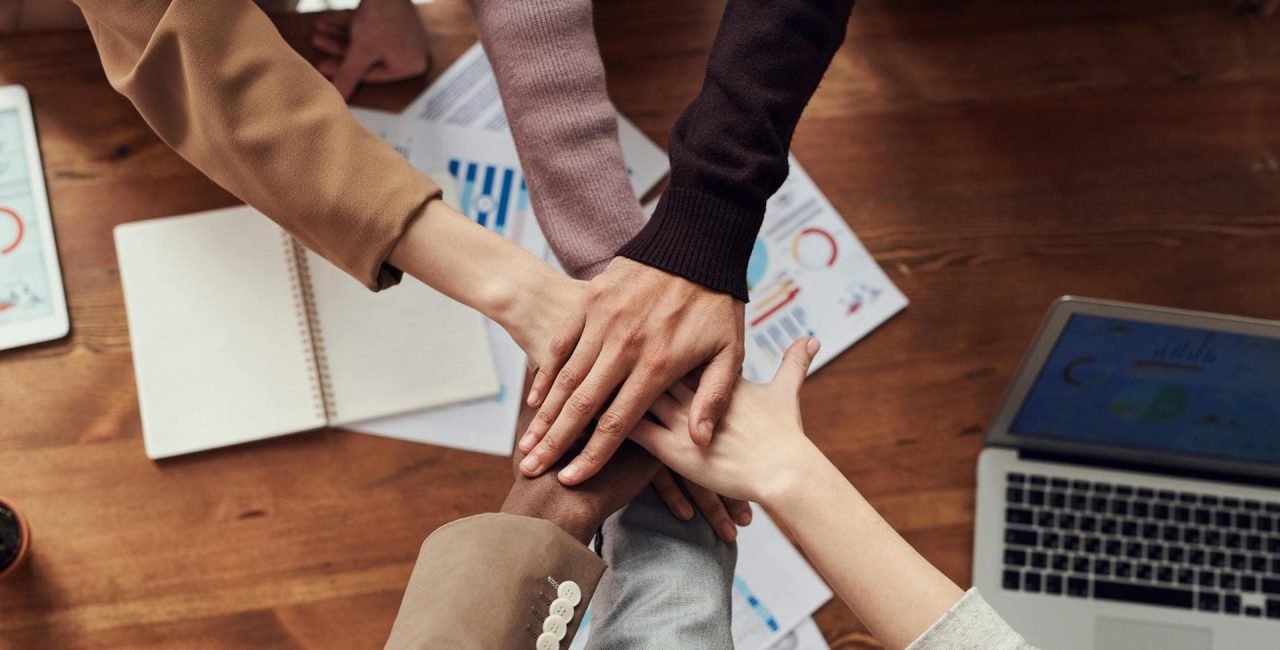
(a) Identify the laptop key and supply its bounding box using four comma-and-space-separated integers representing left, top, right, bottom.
1003, 570, 1020, 591
1243, 575, 1258, 592
1157, 566, 1173, 583
1198, 591, 1220, 612
1004, 548, 1027, 567
1225, 594, 1241, 614
1024, 572, 1042, 593
1005, 528, 1037, 546
1046, 574, 1063, 595
1006, 507, 1033, 525
1028, 490, 1045, 507
1268, 599, 1280, 619
1067, 577, 1089, 597
1220, 573, 1237, 590
1261, 577, 1280, 595
1177, 568, 1195, 585
1247, 605, 1263, 617
1006, 487, 1025, 504
1031, 551, 1048, 569
1007, 473, 1026, 484
1093, 579, 1193, 609
1029, 475, 1047, 486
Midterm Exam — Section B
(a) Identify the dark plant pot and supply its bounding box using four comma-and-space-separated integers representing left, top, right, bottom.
0, 495, 30, 580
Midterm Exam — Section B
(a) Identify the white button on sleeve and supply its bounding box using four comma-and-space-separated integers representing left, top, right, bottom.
536, 631, 558, 650
557, 580, 582, 607
543, 614, 567, 640
549, 597, 574, 621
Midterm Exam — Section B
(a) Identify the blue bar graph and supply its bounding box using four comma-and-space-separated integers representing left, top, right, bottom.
447, 158, 532, 241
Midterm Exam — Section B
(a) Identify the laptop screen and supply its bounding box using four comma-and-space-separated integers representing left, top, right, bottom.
1010, 313, 1280, 464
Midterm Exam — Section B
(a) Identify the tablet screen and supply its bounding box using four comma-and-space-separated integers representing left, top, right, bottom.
0, 108, 54, 325
1010, 313, 1280, 464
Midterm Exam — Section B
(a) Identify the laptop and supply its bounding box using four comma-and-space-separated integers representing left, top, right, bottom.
974, 296, 1280, 649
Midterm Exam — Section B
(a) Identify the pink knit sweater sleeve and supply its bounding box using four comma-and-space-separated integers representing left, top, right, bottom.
468, 0, 645, 280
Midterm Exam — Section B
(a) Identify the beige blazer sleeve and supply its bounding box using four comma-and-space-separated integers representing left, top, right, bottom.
386, 514, 606, 650
72, 0, 441, 290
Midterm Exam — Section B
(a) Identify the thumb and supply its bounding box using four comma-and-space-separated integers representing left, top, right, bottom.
688, 349, 741, 447
330, 48, 378, 100
773, 337, 820, 393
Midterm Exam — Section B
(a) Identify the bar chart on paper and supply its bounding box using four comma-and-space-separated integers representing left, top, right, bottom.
447, 158, 532, 240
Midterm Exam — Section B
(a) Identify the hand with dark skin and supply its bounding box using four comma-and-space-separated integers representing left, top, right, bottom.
312, 0, 431, 100
501, 402, 663, 543
518, 258, 746, 487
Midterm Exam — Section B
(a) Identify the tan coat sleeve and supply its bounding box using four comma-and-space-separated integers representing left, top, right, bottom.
72, 0, 440, 290
386, 514, 606, 650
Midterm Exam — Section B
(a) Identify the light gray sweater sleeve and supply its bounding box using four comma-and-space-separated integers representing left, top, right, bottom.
906, 588, 1037, 650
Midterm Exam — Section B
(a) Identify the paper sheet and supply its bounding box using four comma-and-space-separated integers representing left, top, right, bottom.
346, 112, 550, 455
568, 506, 831, 650
739, 158, 908, 383
401, 42, 669, 199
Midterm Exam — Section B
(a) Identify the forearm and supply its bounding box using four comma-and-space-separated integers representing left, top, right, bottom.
74, 0, 438, 290
388, 200, 567, 331
469, 0, 645, 280
765, 449, 963, 650
619, 0, 855, 300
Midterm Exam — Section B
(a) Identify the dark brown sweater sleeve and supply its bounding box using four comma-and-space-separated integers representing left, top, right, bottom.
618, 0, 856, 301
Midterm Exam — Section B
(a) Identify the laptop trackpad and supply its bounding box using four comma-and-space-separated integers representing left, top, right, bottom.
1095, 618, 1210, 650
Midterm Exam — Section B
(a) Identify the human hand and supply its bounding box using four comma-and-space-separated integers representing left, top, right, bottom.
517, 258, 746, 485
312, 0, 431, 100
501, 402, 661, 543
652, 468, 752, 542
631, 338, 824, 506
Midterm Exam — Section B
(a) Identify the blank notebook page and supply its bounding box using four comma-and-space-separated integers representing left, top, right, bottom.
115, 207, 325, 458
302, 249, 498, 425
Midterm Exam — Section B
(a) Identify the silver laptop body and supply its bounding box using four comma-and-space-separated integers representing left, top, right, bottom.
974, 297, 1280, 649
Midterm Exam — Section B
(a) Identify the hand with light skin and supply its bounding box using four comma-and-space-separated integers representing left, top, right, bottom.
312, 0, 431, 100
631, 338, 970, 650
517, 257, 746, 487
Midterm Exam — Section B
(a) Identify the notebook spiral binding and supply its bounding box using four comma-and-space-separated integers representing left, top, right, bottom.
282, 234, 336, 423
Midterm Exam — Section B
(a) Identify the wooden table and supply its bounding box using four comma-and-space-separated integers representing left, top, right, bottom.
2, 2, 1278, 647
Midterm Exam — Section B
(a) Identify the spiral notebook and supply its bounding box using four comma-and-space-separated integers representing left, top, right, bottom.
114, 205, 499, 459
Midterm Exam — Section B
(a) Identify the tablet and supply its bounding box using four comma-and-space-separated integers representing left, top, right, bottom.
0, 84, 68, 350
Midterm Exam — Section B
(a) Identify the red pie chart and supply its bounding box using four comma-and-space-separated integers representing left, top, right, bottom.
0, 206, 23, 255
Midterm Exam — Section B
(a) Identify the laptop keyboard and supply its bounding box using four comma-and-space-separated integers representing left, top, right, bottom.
1001, 471, 1280, 619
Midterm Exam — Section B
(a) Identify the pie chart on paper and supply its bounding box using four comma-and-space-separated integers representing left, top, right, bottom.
792, 227, 837, 270
0, 206, 23, 255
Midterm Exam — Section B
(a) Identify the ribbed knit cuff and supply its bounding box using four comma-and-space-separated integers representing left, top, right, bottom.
617, 186, 764, 302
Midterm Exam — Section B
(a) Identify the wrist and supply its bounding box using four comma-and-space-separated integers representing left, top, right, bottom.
758, 440, 839, 510
500, 480, 601, 545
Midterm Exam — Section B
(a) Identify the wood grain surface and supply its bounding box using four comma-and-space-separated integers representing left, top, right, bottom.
2, 1, 1279, 647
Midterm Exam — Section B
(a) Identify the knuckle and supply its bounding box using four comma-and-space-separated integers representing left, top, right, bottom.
549, 334, 574, 357
555, 368, 583, 390
575, 446, 605, 470
620, 324, 646, 347
702, 389, 732, 413
534, 409, 557, 428
565, 393, 596, 418
595, 411, 629, 438
537, 433, 563, 455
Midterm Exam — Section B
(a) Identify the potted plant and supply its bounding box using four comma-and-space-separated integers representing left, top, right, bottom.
0, 496, 30, 579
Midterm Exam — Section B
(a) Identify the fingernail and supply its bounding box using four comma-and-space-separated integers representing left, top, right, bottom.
806, 337, 821, 355
737, 510, 752, 526
698, 421, 714, 441
718, 521, 737, 542
559, 464, 581, 484
518, 432, 536, 452
677, 503, 694, 520
519, 455, 541, 474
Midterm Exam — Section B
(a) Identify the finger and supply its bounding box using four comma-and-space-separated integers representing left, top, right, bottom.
773, 337, 820, 393
629, 420, 690, 470
527, 315, 583, 408
646, 393, 687, 431
687, 349, 742, 446
312, 32, 350, 58
723, 497, 753, 527
363, 62, 429, 84
518, 339, 605, 471
688, 481, 737, 543
519, 328, 593, 451
668, 377, 696, 405
559, 370, 665, 485
330, 49, 379, 100
651, 468, 694, 521
529, 354, 630, 477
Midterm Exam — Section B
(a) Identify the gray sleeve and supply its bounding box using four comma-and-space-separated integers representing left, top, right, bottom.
584, 486, 737, 649
906, 588, 1037, 650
